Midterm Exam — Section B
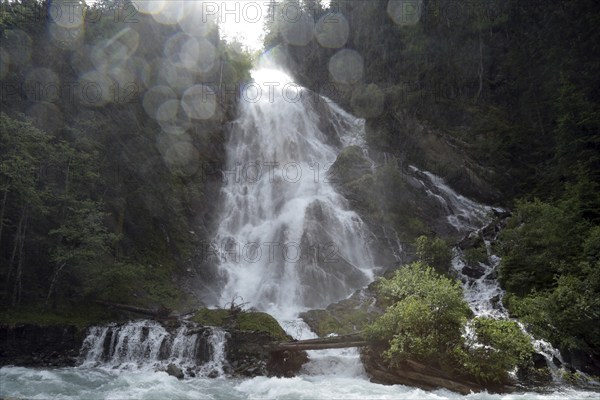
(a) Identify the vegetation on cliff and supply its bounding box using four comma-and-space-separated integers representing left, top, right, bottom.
0, 0, 253, 319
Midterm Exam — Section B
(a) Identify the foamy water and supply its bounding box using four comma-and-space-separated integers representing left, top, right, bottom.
2, 366, 598, 400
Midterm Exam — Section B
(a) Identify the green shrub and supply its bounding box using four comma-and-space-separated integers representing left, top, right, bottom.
458, 318, 534, 384
367, 262, 534, 384
367, 262, 471, 368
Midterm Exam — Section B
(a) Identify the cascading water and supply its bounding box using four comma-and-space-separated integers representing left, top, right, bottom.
79, 321, 228, 377
426, 174, 576, 382
213, 67, 377, 320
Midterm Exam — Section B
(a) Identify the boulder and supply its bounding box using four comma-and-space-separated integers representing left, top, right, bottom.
461, 263, 486, 279
166, 363, 184, 379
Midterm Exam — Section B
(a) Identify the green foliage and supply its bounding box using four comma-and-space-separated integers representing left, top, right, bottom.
505, 266, 600, 353
0, 0, 255, 314
415, 235, 452, 273
191, 307, 230, 326
367, 262, 533, 384
191, 308, 288, 340
499, 194, 600, 356
367, 263, 471, 368
0, 304, 117, 328
498, 199, 579, 295
463, 246, 488, 266
458, 318, 534, 384
237, 312, 288, 341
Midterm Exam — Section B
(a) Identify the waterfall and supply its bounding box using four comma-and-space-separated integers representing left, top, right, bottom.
213, 67, 377, 319
79, 321, 228, 377
198, 328, 228, 378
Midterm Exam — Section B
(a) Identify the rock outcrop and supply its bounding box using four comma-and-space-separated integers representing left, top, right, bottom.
0, 324, 86, 367
360, 346, 513, 395
0, 310, 309, 379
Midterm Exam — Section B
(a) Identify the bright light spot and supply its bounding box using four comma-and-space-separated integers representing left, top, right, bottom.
281, 12, 314, 46
134, 0, 166, 15
182, 85, 217, 120
217, 2, 269, 51
143, 85, 177, 119
77, 70, 113, 106
387, 0, 423, 26
328, 49, 364, 84
315, 12, 349, 48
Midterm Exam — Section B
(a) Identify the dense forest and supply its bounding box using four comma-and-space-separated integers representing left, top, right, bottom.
0, 0, 252, 316
1, 0, 599, 383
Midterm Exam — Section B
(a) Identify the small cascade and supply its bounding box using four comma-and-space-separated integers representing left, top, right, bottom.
408, 165, 492, 232
280, 318, 366, 379
381, 225, 404, 264
198, 327, 229, 378
79, 321, 229, 378
450, 223, 571, 383
80, 320, 170, 369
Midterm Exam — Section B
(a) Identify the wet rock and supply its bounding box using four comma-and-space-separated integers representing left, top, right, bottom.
532, 353, 548, 369
226, 330, 307, 378
207, 370, 219, 379
552, 356, 562, 368
517, 354, 553, 387
461, 264, 486, 279
486, 270, 498, 280
561, 348, 600, 376
0, 324, 85, 368
166, 363, 184, 379
360, 346, 513, 394
490, 295, 502, 308
300, 286, 382, 337
459, 232, 484, 250
267, 350, 309, 378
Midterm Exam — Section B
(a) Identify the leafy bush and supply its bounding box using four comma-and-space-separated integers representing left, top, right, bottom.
367, 262, 534, 384
457, 318, 534, 384
367, 262, 471, 369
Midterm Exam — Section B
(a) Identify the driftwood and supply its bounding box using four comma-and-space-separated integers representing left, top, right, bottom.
95, 300, 173, 319
269, 333, 367, 352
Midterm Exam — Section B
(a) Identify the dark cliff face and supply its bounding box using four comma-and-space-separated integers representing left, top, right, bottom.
0, 324, 86, 367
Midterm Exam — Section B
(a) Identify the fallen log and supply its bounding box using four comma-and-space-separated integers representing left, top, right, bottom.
271, 340, 369, 351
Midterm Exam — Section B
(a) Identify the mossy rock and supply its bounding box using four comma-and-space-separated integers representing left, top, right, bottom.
237, 312, 288, 341
190, 308, 230, 326
191, 308, 288, 341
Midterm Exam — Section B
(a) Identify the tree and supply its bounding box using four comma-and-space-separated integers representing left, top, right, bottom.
367, 262, 471, 368
367, 262, 533, 384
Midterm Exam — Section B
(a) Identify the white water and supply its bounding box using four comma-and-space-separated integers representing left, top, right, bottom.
214, 67, 376, 320
3, 366, 599, 400
79, 320, 228, 378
